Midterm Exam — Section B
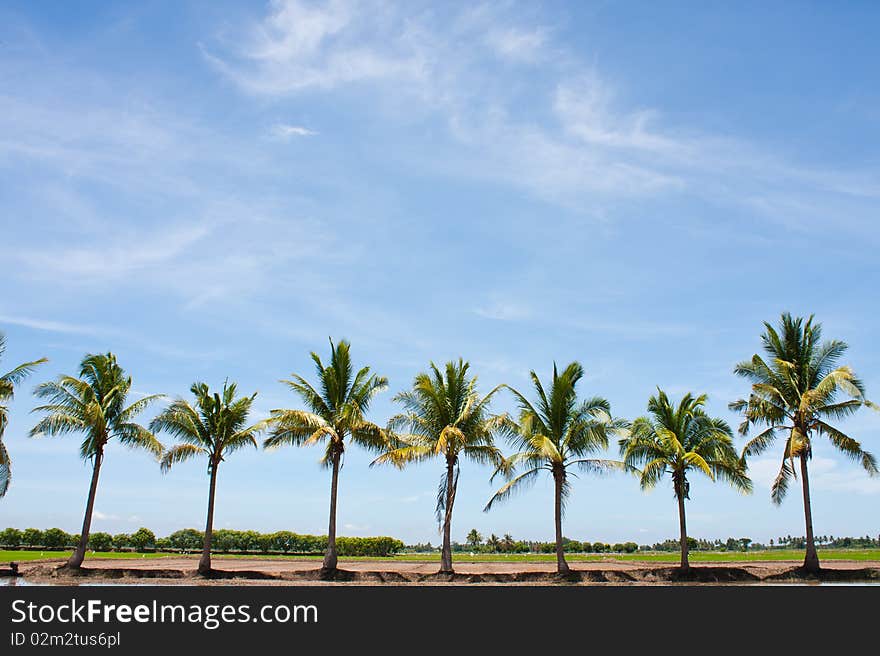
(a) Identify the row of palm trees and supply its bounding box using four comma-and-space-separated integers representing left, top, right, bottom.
0, 313, 875, 576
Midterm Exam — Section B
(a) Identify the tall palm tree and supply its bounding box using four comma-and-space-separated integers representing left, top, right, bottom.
485, 362, 628, 574
29, 352, 163, 568
730, 313, 877, 572
620, 389, 751, 570
0, 332, 47, 498
151, 381, 264, 575
372, 359, 506, 574
264, 339, 387, 574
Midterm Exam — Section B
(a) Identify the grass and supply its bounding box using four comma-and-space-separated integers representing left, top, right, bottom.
2, 549, 879, 564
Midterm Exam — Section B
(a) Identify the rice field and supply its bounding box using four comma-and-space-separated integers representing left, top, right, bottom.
3, 549, 879, 564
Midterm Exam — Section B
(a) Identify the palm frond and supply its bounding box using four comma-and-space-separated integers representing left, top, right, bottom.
484, 467, 544, 511
116, 423, 163, 457
0, 439, 10, 498
0, 357, 48, 388
160, 444, 208, 472
814, 420, 878, 475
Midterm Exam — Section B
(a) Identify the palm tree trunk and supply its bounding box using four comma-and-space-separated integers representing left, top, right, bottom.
440, 458, 457, 573
553, 469, 570, 574
322, 450, 340, 572
198, 462, 219, 576
67, 448, 103, 569
799, 454, 820, 573
677, 490, 689, 570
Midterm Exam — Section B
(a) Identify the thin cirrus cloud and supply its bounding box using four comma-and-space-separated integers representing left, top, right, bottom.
272, 123, 318, 139
0, 314, 103, 337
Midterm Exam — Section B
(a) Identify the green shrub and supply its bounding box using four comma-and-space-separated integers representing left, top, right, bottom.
168, 528, 203, 551
88, 532, 114, 551
41, 528, 70, 548
337, 536, 404, 557
22, 528, 43, 547
130, 527, 156, 551
112, 533, 132, 549
0, 527, 22, 547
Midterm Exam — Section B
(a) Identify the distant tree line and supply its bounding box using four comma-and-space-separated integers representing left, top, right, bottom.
403, 530, 879, 554
0, 527, 403, 557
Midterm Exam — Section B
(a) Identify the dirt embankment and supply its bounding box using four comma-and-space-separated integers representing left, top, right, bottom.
15, 557, 880, 585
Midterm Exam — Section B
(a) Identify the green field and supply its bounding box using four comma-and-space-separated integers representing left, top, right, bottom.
3, 549, 879, 564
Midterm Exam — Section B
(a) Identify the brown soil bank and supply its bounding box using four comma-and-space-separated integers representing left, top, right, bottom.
18, 558, 880, 585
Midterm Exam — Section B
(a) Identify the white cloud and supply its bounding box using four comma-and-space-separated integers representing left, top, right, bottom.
203, 0, 426, 94
485, 27, 547, 62
553, 78, 683, 153
272, 123, 318, 138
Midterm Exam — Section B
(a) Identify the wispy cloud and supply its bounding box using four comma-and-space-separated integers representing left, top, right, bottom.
272, 123, 318, 138
206, 1, 880, 230
484, 27, 548, 63
202, 0, 425, 94
0, 314, 103, 336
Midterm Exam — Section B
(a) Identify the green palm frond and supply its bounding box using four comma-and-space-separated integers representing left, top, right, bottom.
814, 421, 878, 475
0, 440, 10, 497
0, 357, 49, 390
152, 380, 262, 475
374, 359, 507, 532
160, 444, 208, 472
771, 451, 796, 505
30, 353, 162, 471
263, 409, 332, 449
637, 458, 668, 490
370, 443, 435, 468
483, 467, 544, 511
116, 423, 163, 457
489, 361, 627, 514
734, 313, 875, 501
264, 340, 386, 467
620, 389, 750, 499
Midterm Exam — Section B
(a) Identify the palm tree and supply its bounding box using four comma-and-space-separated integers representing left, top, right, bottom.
151, 381, 264, 575
372, 359, 506, 573
731, 313, 877, 572
264, 339, 387, 574
485, 362, 628, 574
620, 389, 751, 570
466, 528, 482, 549
0, 333, 47, 498
29, 353, 163, 568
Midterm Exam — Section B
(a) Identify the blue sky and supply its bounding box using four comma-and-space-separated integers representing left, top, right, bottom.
1, 0, 878, 546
